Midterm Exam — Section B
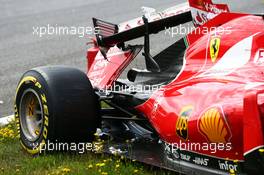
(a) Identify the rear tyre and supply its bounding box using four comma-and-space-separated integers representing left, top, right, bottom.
14, 66, 101, 154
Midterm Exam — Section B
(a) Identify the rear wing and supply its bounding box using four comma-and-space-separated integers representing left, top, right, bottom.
93, 3, 192, 47
188, 0, 230, 27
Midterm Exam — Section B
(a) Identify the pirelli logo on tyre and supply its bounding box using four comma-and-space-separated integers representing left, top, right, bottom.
176, 105, 194, 141
15, 76, 50, 155
198, 107, 232, 143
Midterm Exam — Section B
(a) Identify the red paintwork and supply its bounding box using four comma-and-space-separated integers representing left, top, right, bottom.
87, 1, 264, 162
87, 46, 141, 88
189, 0, 229, 13
189, 0, 229, 27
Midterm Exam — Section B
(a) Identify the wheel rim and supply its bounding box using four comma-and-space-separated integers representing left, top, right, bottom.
19, 89, 44, 142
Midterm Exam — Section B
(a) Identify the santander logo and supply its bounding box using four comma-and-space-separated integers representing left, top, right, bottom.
204, 2, 229, 14
191, 1, 229, 27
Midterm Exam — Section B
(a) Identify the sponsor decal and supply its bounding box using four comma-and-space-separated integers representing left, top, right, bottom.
180, 153, 191, 161
124, 24, 131, 30
198, 107, 232, 143
254, 49, 264, 64
210, 37, 221, 63
190, 1, 229, 26
191, 0, 229, 13
204, 2, 229, 14
28, 98, 36, 117
15, 76, 49, 154
118, 4, 190, 32
194, 11, 208, 26
218, 160, 238, 172
193, 157, 209, 166
176, 105, 194, 140
164, 142, 241, 172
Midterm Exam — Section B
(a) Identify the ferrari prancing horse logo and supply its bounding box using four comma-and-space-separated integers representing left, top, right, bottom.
210, 37, 221, 63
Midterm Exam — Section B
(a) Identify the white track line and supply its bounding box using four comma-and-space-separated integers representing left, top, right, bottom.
0, 115, 15, 127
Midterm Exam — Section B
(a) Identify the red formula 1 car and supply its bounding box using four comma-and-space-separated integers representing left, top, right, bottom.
15, 0, 264, 174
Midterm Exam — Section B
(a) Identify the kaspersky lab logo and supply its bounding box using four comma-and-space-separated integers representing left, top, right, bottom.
176, 106, 194, 140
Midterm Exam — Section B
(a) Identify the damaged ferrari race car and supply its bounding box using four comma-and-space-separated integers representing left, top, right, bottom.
14, 0, 264, 174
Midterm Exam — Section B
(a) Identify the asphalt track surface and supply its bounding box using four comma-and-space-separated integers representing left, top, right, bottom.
0, 0, 263, 117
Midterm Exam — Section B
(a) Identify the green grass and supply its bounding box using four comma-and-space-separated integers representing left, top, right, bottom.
0, 122, 174, 175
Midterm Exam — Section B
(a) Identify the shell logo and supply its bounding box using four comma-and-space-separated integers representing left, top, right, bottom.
198, 107, 232, 143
